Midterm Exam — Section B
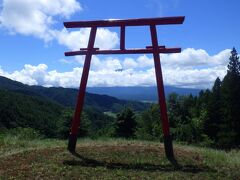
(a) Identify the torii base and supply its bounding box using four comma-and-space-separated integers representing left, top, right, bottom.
68, 134, 77, 153
163, 135, 174, 160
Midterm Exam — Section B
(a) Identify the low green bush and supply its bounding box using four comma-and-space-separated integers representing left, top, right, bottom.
1, 128, 43, 140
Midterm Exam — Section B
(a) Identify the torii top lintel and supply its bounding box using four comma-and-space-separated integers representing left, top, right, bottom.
64, 16, 185, 56
64, 16, 185, 28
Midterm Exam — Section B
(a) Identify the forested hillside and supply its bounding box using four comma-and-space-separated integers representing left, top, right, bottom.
0, 88, 120, 138
0, 76, 149, 138
0, 89, 64, 137
0, 76, 149, 112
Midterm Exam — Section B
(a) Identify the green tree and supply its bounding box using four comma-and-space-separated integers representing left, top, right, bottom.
227, 47, 240, 75
135, 104, 162, 140
57, 108, 91, 138
203, 77, 222, 142
218, 47, 240, 147
115, 107, 136, 138
168, 93, 200, 143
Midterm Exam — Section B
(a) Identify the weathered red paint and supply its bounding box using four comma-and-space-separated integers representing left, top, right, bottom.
65, 47, 181, 56
120, 26, 126, 50
150, 25, 170, 136
70, 27, 97, 137
64, 16, 185, 159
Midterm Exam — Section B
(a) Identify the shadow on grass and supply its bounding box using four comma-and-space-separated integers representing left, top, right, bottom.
63, 152, 215, 173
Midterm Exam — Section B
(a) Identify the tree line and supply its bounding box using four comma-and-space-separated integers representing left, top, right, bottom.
114, 47, 240, 149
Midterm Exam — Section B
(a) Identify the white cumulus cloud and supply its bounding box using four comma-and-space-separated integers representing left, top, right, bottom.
0, 0, 119, 49
0, 0, 81, 41
54, 28, 119, 50
0, 49, 232, 89
161, 48, 231, 68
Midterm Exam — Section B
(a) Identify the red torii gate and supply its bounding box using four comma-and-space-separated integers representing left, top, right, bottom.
64, 16, 185, 160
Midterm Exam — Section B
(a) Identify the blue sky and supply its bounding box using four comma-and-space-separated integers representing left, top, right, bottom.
0, 0, 239, 88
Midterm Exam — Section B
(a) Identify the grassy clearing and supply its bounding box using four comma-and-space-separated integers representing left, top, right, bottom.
0, 137, 239, 179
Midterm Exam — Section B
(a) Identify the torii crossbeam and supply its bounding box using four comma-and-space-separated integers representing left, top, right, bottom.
64, 16, 185, 160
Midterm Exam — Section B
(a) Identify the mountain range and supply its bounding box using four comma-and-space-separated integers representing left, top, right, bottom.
0, 76, 148, 112
0, 76, 201, 104
87, 86, 201, 101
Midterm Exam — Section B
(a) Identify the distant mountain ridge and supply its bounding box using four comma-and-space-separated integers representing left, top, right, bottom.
87, 86, 201, 101
0, 76, 149, 112
0, 76, 201, 103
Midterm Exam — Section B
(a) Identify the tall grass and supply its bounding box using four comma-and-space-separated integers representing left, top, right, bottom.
0, 128, 65, 157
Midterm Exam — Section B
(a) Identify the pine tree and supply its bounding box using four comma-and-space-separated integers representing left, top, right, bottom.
218, 47, 240, 148
115, 107, 136, 138
205, 77, 222, 142
227, 47, 240, 75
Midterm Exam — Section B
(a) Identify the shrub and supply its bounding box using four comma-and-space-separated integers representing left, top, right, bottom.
5, 128, 43, 140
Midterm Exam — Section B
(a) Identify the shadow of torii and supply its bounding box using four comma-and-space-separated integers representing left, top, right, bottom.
63, 151, 215, 173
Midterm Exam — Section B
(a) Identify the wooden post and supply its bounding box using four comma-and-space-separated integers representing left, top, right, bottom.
150, 25, 174, 160
68, 27, 97, 152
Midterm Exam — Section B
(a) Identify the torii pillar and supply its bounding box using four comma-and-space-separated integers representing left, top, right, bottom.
63, 16, 185, 160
